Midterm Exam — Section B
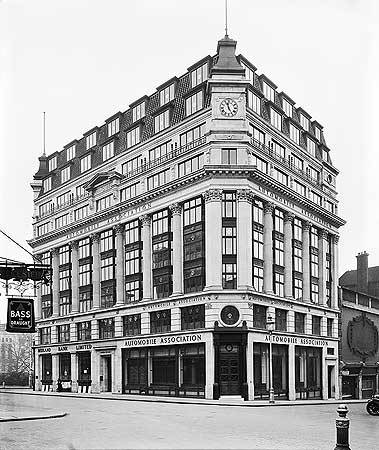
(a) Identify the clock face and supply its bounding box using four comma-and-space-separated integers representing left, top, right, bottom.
220, 98, 238, 117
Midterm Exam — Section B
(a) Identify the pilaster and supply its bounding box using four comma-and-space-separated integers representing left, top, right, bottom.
140, 214, 152, 301
236, 189, 253, 289
263, 202, 274, 294
170, 203, 183, 296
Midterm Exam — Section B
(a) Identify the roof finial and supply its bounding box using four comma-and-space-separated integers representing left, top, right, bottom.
225, 0, 229, 37
42, 111, 46, 156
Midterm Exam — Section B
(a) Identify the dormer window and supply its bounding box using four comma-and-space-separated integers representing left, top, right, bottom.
270, 108, 282, 131
262, 81, 275, 102
155, 109, 170, 133
48, 156, 57, 172
159, 84, 175, 106
43, 177, 52, 192
86, 132, 97, 150
185, 91, 203, 117
80, 154, 91, 173
307, 138, 316, 157
66, 145, 76, 161
132, 102, 146, 123
247, 91, 260, 114
107, 118, 119, 137
126, 127, 140, 148
241, 61, 255, 82
300, 114, 309, 132
290, 124, 300, 144
191, 63, 208, 87
61, 166, 71, 184
282, 99, 293, 118
315, 127, 321, 141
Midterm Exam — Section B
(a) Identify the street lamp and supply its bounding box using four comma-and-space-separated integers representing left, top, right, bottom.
266, 313, 275, 404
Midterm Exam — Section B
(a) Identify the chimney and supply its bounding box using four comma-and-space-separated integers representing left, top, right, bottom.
356, 251, 369, 293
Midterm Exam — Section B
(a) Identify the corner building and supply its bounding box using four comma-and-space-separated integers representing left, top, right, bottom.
30, 35, 345, 400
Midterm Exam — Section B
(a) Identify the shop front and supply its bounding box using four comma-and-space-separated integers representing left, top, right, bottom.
122, 332, 208, 398
77, 351, 92, 393
58, 352, 72, 392
295, 346, 322, 399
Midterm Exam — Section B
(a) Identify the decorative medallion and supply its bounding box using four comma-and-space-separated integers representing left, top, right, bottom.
219, 98, 238, 117
347, 314, 378, 358
220, 305, 240, 326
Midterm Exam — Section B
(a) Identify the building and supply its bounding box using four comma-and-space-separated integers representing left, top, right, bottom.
30, 33, 345, 400
339, 252, 379, 399
0, 324, 15, 374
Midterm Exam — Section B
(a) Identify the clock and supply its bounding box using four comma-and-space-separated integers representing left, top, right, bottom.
220, 98, 238, 117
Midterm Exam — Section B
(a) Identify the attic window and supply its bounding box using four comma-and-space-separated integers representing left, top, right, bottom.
315, 127, 321, 141
66, 145, 76, 161
86, 132, 97, 150
300, 114, 309, 132
107, 118, 119, 137
43, 177, 52, 192
48, 156, 57, 172
282, 99, 292, 118
241, 61, 255, 82
191, 63, 208, 87
159, 84, 175, 106
262, 81, 275, 102
132, 102, 146, 123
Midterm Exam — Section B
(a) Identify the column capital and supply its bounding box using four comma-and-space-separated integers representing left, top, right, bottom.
332, 234, 340, 244
69, 240, 79, 251
51, 247, 59, 257
203, 189, 223, 203
140, 214, 151, 226
320, 229, 328, 240
236, 189, 254, 203
90, 232, 101, 243
263, 201, 274, 214
284, 212, 295, 223
169, 202, 182, 215
113, 223, 125, 235
302, 220, 312, 231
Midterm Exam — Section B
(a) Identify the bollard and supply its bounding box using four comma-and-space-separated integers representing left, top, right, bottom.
334, 404, 351, 450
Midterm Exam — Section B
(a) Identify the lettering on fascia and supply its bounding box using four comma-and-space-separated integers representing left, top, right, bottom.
65, 202, 152, 239
264, 335, 328, 346
142, 296, 205, 311
257, 186, 333, 230
124, 334, 204, 348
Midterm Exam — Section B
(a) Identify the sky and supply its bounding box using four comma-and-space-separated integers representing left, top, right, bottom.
0, 0, 378, 320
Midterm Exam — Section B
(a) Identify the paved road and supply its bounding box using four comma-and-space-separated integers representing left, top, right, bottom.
0, 393, 378, 449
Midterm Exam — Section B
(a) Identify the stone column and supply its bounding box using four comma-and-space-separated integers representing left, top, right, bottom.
203, 189, 223, 290
246, 332, 254, 400
302, 221, 311, 302
114, 347, 122, 393
91, 350, 100, 393
71, 352, 78, 393
331, 235, 340, 309
318, 230, 328, 306
91, 233, 101, 309
170, 203, 183, 296
70, 241, 79, 313
52, 353, 59, 391
287, 310, 295, 333
141, 312, 150, 334
236, 189, 253, 290
288, 344, 296, 400
114, 224, 125, 306
205, 337, 214, 400
140, 215, 152, 301
284, 212, 294, 298
171, 307, 181, 331
51, 248, 60, 317
263, 202, 274, 294
115, 315, 123, 337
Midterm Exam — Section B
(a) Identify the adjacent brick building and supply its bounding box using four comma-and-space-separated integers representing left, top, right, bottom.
339, 252, 379, 399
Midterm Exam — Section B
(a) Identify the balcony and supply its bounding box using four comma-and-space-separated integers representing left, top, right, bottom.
250, 138, 322, 188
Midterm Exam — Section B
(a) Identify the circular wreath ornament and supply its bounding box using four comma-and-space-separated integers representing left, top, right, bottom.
220, 305, 240, 327
347, 314, 379, 357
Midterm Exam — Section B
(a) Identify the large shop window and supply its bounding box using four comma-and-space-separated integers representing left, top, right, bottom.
295, 346, 322, 399
124, 349, 148, 388
253, 343, 288, 400
182, 344, 205, 386
253, 304, 267, 329
59, 353, 71, 382
152, 347, 177, 386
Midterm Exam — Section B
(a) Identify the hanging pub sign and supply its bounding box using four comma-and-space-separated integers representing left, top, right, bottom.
6, 297, 35, 333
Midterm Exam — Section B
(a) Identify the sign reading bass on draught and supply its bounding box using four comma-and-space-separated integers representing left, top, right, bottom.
6, 297, 35, 333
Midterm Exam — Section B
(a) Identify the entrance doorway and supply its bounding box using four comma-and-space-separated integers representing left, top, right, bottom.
101, 355, 112, 392
342, 376, 358, 399
219, 344, 240, 395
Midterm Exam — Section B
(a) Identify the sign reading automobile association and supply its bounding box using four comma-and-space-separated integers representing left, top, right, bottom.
124, 333, 205, 348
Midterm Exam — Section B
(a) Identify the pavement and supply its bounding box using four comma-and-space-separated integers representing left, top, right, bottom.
0, 386, 366, 422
